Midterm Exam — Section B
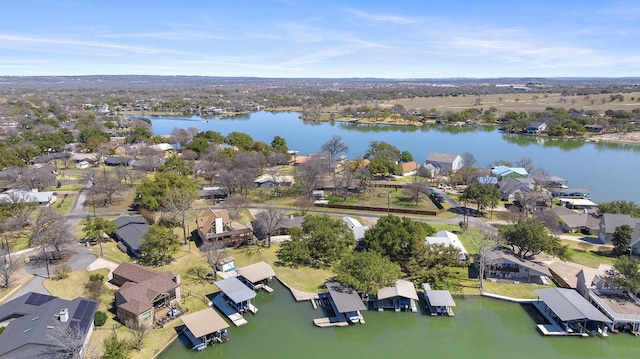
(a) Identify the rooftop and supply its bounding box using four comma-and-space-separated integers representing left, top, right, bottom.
325, 282, 367, 313
181, 308, 229, 338
237, 261, 276, 284
535, 287, 611, 323
215, 277, 257, 304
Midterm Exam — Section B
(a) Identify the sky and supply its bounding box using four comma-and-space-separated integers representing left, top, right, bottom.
1, 0, 640, 78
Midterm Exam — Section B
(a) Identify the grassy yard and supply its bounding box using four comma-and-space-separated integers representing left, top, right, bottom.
53, 193, 77, 214
232, 244, 334, 293
89, 241, 132, 265
92, 188, 136, 214
482, 281, 553, 299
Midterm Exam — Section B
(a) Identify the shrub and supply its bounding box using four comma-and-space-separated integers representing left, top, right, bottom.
94, 311, 107, 326
89, 273, 105, 282
53, 265, 71, 280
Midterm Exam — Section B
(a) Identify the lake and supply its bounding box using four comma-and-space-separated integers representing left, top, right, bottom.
157, 280, 640, 359
147, 111, 640, 203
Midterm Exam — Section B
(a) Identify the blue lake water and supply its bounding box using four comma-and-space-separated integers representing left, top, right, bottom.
147, 111, 640, 203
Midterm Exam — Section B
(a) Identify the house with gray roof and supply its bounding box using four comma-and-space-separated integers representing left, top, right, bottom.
425, 152, 463, 173
598, 213, 640, 244
251, 212, 304, 242
425, 230, 467, 262
551, 206, 600, 234
497, 176, 535, 201
0, 292, 98, 359
423, 283, 456, 316
112, 216, 149, 257
0, 189, 57, 206
324, 282, 367, 324
484, 247, 551, 284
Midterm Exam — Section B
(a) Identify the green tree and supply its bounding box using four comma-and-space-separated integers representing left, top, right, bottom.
500, 218, 568, 259
336, 251, 401, 294
102, 332, 131, 359
134, 172, 197, 211
364, 215, 435, 271
159, 154, 190, 175
226, 131, 254, 150
598, 200, 640, 217
162, 187, 197, 244
406, 243, 462, 288
277, 236, 311, 268
270, 135, 288, 152
461, 183, 500, 215
612, 224, 633, 256
138, 225, 180, 266
613, 257, 640, 294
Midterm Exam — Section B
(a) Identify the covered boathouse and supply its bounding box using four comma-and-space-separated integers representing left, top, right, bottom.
212, 277, 257, 326
534, 287, 612, 336
236, 261, 276, 292
315, 282, 367, 327
423, 283, 456, 316
180, 308, 229, 350
376, 279, 419, 312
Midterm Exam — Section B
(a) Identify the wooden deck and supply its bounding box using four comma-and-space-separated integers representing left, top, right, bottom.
313, 317, 349, 328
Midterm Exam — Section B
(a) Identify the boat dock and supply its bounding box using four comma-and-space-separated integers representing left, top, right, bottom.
532, 301, 589, 337
211, 293, 248, 326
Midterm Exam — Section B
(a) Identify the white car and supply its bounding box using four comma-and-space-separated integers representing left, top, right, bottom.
437, 183, 452, 190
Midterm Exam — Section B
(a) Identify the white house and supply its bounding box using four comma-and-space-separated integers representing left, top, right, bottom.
342, 216, 369, 241
0, 189, 57, 206
76, 160, 90, 169
425, 152, 463, 172
424, 230, 467, 262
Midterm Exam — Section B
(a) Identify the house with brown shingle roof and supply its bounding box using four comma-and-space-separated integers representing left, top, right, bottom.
113, 262, 182, 328
399, 161, 420, 176
196, 208, 253, 246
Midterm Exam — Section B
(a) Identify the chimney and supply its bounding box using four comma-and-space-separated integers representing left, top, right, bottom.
59, 308, 69, 323
215, 217, 223, 234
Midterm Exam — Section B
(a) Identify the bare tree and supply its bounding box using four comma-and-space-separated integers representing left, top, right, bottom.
223, 195, 249, 220
321, 135, 349, 164
530, 167, 549, 187
127, 320, 151, 351
14, 168, 56, 190
170, 127, 193, 147
535, 209, 562, 235
470, 231, 496, 292
403, 180, 431, 206
0, 247, 20, 288
201, 241, 232, 273
30, 208, 72, 258
295, 156, 330, 197
162, 188, 197, 244
461, 152, 477, 168
253, 209, 288, 248
293, 196, 315, 215
91, 171, 126, 206
115, 166, 146, 187
515, 156, 535, 174
45, 322, 89, 358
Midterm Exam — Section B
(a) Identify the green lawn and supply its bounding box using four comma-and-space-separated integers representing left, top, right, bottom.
53, 193, 77, 214
232, 244, 334, 293
482, 281, 553, 299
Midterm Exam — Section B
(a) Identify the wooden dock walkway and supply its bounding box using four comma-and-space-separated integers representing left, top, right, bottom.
211, 293, 248, 327
313, 317, 349, 328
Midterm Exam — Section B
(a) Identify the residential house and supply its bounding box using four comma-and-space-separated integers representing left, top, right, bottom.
629, 224, 640, 256
111, 216, 149, 257
425, 230, 468, 262
417, 163, 438, 178
342, 216, 369, 242
598, 213, 640, 244
0, 292, 98, 359
514, 190, 553, 213
375, 279, 419, 312
197, 186, 227, 201
551, 206, 600, 234
32, 152, 71, 165
104, 156, 133, 166
251, 212, 304, 242
150, 143, 174, 152
196, 209, 253, 245
477, 176, 499, 185
398, 161, 420, 176
491, 165, 529, 179
484, 247, 551, 284
75, 160, 90, 169
557, 198, 598, 211
524, 121, 547, 134
497, 176, 535, 201
113, 262, 182, 328
0, 189, 57, 206
253, 174, 294, 188
425, 152, 463, 173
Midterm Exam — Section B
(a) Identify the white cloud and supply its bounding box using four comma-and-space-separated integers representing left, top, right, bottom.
342, 8, 417, 24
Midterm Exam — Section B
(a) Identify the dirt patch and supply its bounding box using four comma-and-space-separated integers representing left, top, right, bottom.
589, 131, 640, 144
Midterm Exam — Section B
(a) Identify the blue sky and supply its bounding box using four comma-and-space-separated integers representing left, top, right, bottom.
1, 0, 639, 78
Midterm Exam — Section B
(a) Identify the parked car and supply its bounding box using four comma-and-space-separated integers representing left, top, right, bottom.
437, 183, 452, 190
435, 194, 446, 203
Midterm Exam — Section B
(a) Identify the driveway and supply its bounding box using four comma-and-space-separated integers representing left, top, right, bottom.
24, 246, 96, 278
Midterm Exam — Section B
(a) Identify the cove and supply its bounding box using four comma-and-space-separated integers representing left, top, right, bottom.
147, 111, 640, 203
157, 280, 640, 359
